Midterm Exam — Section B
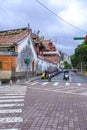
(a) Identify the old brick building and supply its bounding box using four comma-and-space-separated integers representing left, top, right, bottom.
0, 28, 29, 71
0, 26, 60, 79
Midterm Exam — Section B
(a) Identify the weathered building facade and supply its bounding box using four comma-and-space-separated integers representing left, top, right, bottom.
0, 26, 59, 79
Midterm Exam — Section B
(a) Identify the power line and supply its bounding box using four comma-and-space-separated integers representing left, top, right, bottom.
35, 0, 86, 33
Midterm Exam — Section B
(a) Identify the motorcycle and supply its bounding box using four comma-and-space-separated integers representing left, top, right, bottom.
63, 71, 69, 80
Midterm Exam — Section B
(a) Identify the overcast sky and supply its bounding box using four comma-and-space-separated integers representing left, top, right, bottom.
0, 0, 87, 55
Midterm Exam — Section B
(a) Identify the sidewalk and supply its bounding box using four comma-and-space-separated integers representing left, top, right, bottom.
12, 74, 41, 85
77, 71, 87, 77
0, 74, 41, 86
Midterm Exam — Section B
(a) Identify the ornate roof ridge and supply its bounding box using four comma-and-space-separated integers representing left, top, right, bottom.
0, 27, 27, 36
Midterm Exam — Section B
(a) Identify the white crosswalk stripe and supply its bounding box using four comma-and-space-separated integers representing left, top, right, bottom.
0, 117, 23, 123
77, 83, 82, 86
0, 96, 24, 99
0, 85, 26, 129
0, 103, 24, 108
65, 82, 70, 86
53, 82, 59, 86
0, 99, 24, 103
0, 109, 22, 113
0, 128, 18, 130
42, 82, 49, 85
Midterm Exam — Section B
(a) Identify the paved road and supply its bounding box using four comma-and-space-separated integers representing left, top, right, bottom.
28, 81, 87, 96
49, 71, 87, 83
0, 81, 87, 129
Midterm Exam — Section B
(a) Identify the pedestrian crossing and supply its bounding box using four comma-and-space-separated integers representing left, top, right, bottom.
0, 85, 26, 130
28, 81, 87, 96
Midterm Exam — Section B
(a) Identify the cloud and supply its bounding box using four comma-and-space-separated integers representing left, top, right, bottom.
54, 43, 74, 55
59, 1, 87, 27
0, 0, 87, 54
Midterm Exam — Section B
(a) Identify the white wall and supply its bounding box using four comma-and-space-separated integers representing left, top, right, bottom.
29, 35, 37, 60
16, 34, 57, 73
16, 35, 34, 72
18, 36, 29, 53
36, 56, 57, 73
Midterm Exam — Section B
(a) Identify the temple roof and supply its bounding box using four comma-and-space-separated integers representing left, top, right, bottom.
42, 40, 56, 51
0, 27, 28, 45
44, 54, 59, 64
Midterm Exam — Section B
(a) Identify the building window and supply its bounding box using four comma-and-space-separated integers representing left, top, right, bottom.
0, 61, 2, 70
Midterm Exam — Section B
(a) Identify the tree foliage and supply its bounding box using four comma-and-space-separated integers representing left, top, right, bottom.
70, 54, 77, 68
71, 41, 87, 71
64, 61, 71, 69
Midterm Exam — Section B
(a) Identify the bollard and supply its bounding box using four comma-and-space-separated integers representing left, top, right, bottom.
48, 74, 51, 82
0, 81, 2, 86
10, 80, 12, 86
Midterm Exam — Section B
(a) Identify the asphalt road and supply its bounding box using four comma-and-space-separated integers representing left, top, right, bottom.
40, 71, 87, 83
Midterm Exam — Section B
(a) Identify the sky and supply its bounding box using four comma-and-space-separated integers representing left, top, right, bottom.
0, 0, 87, 55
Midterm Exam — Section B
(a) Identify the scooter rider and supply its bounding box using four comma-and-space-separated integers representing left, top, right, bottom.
63, 70, 69, 80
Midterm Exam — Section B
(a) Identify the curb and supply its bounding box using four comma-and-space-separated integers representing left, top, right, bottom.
0, 76, 41, 86
22, 76, 41, 85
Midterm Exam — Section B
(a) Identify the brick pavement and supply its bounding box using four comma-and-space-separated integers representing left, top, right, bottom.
22, 85, 87, 130
0, 83, 87, 130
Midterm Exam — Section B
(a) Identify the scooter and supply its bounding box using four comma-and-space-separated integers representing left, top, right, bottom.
41, 72, 46, 79
63, 72, 69, 80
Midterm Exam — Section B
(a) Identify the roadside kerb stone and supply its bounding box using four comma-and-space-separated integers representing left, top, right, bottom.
25, 76, 41, 84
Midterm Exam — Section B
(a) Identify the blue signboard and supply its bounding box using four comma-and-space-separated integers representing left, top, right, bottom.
11, 52, 18, 56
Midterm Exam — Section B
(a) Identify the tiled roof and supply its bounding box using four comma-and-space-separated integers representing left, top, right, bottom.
44, 54, 59, 64
42, 40, 52, 43
0, 27, 28, 45
42, 40, 56, 51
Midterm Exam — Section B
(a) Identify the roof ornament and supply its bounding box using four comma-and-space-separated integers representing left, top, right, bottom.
36, 30, 40, 36
28, 23, 30, 33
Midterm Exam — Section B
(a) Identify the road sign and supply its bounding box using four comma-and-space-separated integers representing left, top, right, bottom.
74, 37, 85, 40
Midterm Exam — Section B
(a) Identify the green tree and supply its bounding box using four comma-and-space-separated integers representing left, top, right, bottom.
70, 54, 77, 68
75, 44, 87, 61
72, 43, 87, 71
64, 61, 71, 69
82, 39, 87, 45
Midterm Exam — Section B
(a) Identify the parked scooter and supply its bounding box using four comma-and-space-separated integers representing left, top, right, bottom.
41, 72, 46, 79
